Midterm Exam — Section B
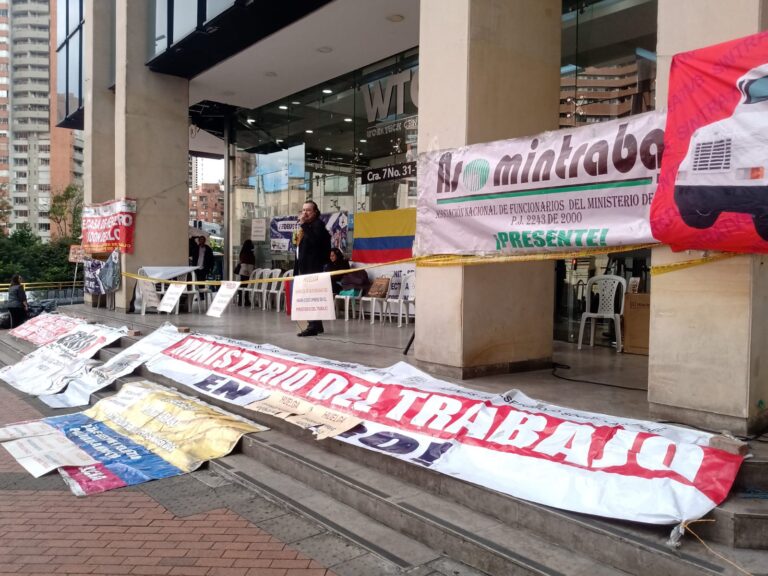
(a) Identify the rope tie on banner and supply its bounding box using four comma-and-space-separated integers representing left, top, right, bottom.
121, 245, 741, 286
667, 520, 753, 576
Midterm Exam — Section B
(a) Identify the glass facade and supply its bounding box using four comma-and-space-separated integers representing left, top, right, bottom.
229, 48, 418, 273
55, 0, 83, 128
554, 0, 657, 345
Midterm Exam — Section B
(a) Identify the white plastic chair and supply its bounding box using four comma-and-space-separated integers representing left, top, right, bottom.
255, 269, 280, 310
577, 275, 627, 352
250, 269, 270, 309
385, 273, 416, 327
334, 289, 363, 321
179, 271, 206, 314
266, 270, 292, 311
359, 277, 391, 324
236, 267, 262, 307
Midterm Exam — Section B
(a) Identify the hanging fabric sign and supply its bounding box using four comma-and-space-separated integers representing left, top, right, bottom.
416, 112, 665, 256
650, 31, 768, 252
81, 198, 137, 254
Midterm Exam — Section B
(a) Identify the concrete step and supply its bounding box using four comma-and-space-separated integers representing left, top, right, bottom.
217, 426, 734, 576
696, 495, 768, 549
211, 449, 628, 576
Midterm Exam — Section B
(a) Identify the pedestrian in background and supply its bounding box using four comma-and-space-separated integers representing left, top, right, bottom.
238, 239, 256, 307
7, 274, 28, 328
294, 200, 330, 336
324, 247, 350, 295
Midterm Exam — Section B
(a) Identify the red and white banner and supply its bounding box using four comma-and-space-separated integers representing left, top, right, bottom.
651, 31, 768, 252
9, 313, 85, 346
146, 333, 742, 524
81, 198, 137, 254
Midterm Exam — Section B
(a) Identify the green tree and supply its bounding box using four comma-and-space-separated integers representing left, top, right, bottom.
0, 224, 80, 284
0, 196, 11, 234
49, 184, 84, 240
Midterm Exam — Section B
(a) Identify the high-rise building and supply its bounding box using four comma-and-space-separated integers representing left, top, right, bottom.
0, 1, 9, 235
5, 0, 83, 240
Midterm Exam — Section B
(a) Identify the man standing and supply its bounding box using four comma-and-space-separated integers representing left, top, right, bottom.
294, 200, 331, 337
194, 235, 214, 280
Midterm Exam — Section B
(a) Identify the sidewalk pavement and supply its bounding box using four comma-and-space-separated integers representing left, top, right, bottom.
0, 383, 339, 576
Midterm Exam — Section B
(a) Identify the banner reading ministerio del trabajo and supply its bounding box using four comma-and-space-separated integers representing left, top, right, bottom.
416, 112, 665, 256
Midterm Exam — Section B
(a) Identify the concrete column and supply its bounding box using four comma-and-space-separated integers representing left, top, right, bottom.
414, 0, 561, 378
83, 0, 115, 205
649, 0, 768, 434
113, 0, 189, 309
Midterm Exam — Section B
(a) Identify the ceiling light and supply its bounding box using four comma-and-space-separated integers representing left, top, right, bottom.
386, 14, 405, 22
305, 129, 313, 134
292, 101, 300, 105
317, 46, 333, 53
359, 139, 367, 143
322, 89, 333, 94
276, 139, 283, 143
344, 118, 353, 123
246, 118, 255, 124
278, 105, 288, 110
325, 147, 332, 151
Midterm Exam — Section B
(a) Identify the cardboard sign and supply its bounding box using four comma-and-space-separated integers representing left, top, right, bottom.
158, 283, 185, 314
291, 273, 336, 321
68, 245, 87, 263
206, 281, 240, 318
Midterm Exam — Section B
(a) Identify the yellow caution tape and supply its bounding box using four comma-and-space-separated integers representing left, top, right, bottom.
122, 245, 742, 285
650, 252, 738, 276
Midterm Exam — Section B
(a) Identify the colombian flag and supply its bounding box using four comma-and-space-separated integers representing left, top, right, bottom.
352, 208, 416, 264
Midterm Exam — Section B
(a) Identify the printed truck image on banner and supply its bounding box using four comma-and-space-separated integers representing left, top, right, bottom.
351, 208, 416, 263
0, 381, 266, 496
81, 198, 137, 254
145, 333, 742, 524
651, 31, 768, 252
416, 112, 665, 256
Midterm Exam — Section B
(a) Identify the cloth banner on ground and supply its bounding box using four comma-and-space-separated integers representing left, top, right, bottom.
0, 323, 127, 396
145, 333, 741, 524
81, 198, 137, 254
9, 313, 85, 346
269, 212, 349, 254
0, 381, 266, 495
650, 31, 768, 252
416, 112, 665, 256
351, 208, 416, 263
39, 323, 186, 409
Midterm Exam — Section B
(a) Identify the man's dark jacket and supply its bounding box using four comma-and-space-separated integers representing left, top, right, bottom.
294, 218, 331, 275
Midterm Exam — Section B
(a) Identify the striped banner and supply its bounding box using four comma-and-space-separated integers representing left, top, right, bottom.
351, 208, 416, 263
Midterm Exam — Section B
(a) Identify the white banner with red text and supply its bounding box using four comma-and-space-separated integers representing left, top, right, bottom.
145, 332, 742, 524
9, 313, 86, 346
39, 323, 186, 409
0, 323, 127, 396
416, 112, 665, 256
81, 198, 137, 254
